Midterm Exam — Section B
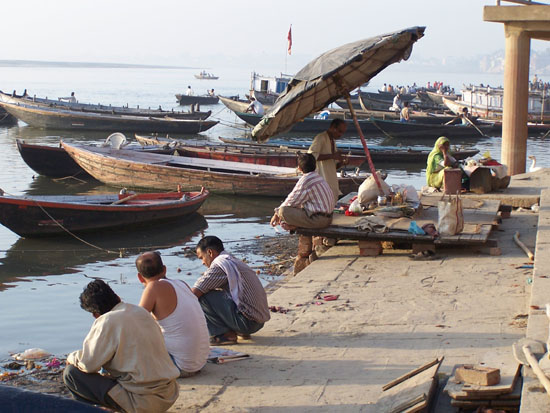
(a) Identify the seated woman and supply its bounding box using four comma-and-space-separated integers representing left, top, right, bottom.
426, 136, 459, 189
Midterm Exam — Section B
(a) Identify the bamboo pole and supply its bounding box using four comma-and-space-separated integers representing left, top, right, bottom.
344, 92, 383, 194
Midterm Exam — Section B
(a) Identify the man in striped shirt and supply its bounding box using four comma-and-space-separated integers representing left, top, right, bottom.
192, 236, 270, 345
271, 153, 335, 231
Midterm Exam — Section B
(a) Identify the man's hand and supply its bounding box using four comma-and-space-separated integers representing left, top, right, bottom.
270, 213, 280, 227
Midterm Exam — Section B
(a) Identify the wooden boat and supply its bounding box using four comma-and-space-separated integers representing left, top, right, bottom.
249, 72, 291, 104
16, 139, 178, 178
443, 88, 550, 122
0, 108, 17, 125
0, 101, 218, 133
16, 139, 92, 178
136, 134, 479, 165
0, 91, 211, 120
217, 137, 479, 162
371, 118, 495, 139
194, 71, 219, 80
175, 94, 219, 106
61, 142, 361, 196
0, 189, 209, 237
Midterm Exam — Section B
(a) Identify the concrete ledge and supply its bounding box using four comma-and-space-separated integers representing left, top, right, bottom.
520, 189, 550, 412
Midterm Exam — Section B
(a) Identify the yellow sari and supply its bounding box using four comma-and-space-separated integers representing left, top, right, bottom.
426, 136, 450, 188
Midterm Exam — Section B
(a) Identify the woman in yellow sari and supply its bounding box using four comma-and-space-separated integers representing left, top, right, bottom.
426, 136, 458, 188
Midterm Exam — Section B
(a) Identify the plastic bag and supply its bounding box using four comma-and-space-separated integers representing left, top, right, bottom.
438, 195, 464, 236
391, 184, 419, 203
348, 198, 362, 214
358, 172, 391, 205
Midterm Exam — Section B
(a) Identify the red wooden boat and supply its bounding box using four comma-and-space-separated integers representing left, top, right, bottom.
0, 189, 209, 237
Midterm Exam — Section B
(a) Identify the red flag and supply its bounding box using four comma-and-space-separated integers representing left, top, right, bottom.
287, 25, 292, 55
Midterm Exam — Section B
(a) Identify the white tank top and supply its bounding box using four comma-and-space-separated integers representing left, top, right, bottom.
157, 279, 210, 372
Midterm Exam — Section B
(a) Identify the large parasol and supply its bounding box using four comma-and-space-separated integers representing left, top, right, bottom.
252, 26, 425, 192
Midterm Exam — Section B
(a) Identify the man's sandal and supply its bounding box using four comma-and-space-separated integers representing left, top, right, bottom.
210, 334, 237, 346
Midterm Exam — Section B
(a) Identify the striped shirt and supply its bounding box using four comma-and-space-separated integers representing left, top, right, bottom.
280, 171, 335, 214
193, 254, 270, 323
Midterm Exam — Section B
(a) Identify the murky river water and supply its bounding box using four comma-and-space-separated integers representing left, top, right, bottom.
0, 66, 547, 358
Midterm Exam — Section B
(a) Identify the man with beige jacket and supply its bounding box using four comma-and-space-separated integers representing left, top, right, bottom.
64, 279, 179, 413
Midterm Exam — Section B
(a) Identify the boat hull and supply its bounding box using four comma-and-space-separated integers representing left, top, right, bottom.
0, 191, 208, 237
0, 102, 218, 133
371, 119, 494, 139
62, 143, 360, 196
0, 91, 211, 119
16, 139, 92, 178
175, 95, 219, 105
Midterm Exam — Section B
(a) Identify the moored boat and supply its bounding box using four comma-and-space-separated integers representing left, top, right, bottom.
0, 101, 218, 133
0, 91, 211, 120
136, 134, 480, 165
0, 189, 209, 237
371, 118, 494, 139
175, 94, 219, 106
61, 142, 361, 196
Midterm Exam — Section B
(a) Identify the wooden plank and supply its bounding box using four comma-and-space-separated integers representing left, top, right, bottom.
383, 359, 442, 391
376, 359, 442, 413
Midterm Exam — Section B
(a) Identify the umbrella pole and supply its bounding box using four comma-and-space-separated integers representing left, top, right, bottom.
344, 93, 384, 194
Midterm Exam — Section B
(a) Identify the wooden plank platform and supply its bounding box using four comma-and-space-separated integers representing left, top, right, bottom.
297, 199, 500, 247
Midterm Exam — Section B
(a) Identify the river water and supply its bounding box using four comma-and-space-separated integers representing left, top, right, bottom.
0, 65, 547, 358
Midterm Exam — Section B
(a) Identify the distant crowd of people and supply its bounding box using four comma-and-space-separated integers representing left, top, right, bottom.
530, 74, 549, 92
381, 82, 455, 96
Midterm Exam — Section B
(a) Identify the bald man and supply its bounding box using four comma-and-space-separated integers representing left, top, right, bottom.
136, 251, 210, 377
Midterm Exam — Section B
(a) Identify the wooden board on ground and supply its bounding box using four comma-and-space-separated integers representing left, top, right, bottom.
375, 358, 442, 413
444, 351, 521, 400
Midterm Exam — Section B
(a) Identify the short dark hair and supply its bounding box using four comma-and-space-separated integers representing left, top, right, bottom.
196, 236, 224, 253
135, 251, 164, 278
79, 279, 121, 316
297, 152, 316, 173
403, 101, 409, 107
329, 118, 345, 129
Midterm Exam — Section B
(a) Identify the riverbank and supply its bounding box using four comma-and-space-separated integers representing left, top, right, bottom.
169, 170, 546, 412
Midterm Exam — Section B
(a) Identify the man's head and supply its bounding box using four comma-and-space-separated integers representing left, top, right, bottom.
462, 107, 469, 114
196, 236, 224, 268
135, 251, 166, 283
327, 119, 346, 140
79, 279, 121, 318
297, 152, 316, 174
403, 101, 409, 108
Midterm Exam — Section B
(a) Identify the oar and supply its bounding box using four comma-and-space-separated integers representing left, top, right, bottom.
111, 193, 139, 205
463, 115, 486, 137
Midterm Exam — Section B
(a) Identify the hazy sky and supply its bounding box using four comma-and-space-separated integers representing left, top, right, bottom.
3, 0, 547, 70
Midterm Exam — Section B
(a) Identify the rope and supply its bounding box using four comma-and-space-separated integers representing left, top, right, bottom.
31, 201, 119, 254
0, 233, 288, 254
1, 189, 119, 255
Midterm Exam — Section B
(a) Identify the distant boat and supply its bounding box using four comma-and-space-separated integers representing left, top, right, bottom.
0, 101, 218, 133
249, 72, 291, 104
0, 90, 211, 120
61, 141, 361, 196
0, 190, 209, 237
194, 71, 219, 80
443, 85, 550, 122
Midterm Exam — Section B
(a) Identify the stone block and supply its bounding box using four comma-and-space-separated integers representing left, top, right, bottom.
358, 240, 382, 256
455, 365, 501, 386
